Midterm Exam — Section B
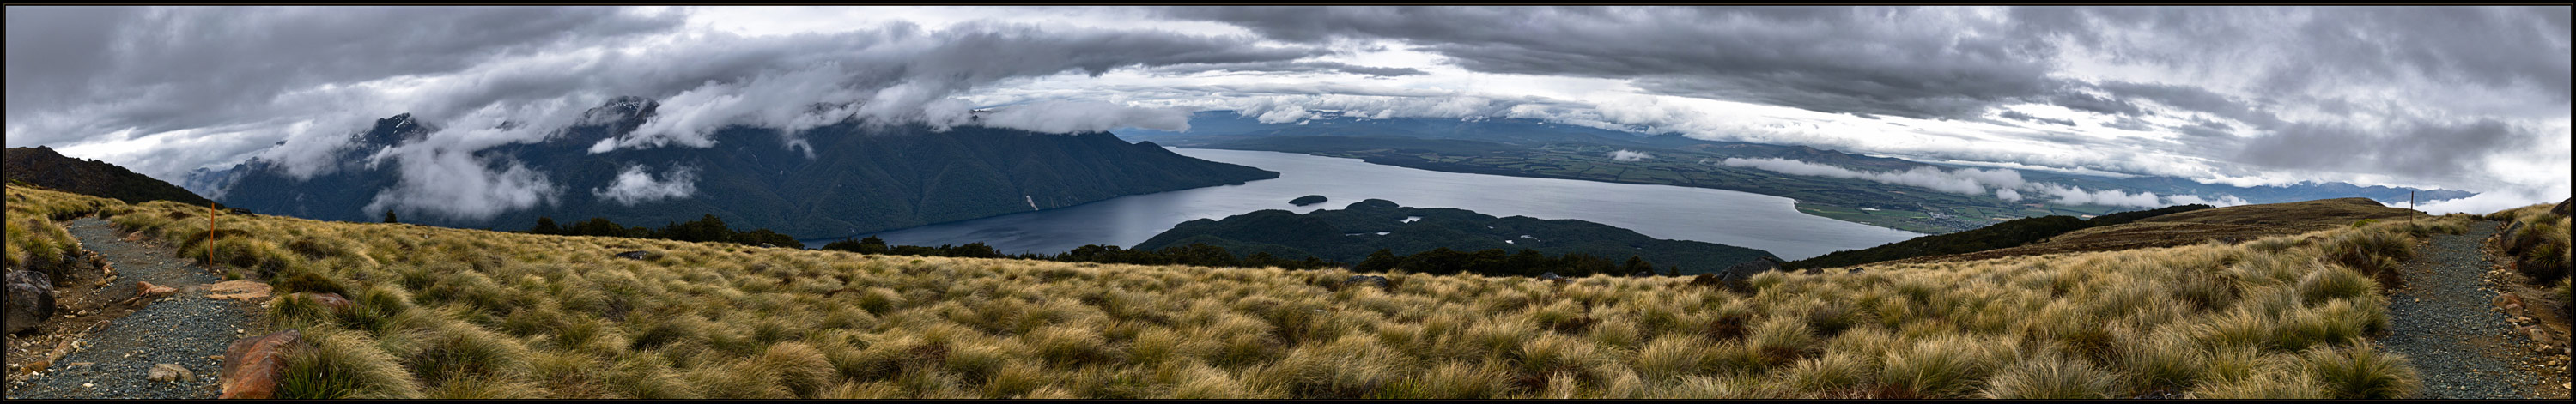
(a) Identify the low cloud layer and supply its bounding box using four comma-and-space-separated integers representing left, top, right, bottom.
1607, 149, 1652, 161
594, 164, 700, 205
1717, 157, 2248, 208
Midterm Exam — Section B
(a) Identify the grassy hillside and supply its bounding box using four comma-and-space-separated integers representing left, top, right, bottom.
1888, 198, 2430, 267
1785, 204, 2213, 270
7, 184, 2458, 399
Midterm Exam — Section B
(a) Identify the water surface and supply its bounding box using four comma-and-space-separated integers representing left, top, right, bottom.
808, 148, 1922, 260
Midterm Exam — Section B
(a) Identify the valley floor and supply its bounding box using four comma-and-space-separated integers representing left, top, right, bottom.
2382, 220, 2569, 398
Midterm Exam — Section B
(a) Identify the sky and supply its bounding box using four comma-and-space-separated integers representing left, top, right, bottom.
6, 6, 2568, 216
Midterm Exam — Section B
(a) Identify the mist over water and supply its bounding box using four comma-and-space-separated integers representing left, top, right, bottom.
814, 148, 1923, 261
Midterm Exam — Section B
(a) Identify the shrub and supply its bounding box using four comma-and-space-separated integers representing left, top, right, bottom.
404, 324, 533, 383
1874, 336, 1992, 399
2300, 342, 2420, 399
279, 328, 423, 399
1981, 353, 2121, 399
756, 341, 835, 398
1780, 351, 1874, 395
1631, 335, 1712, 382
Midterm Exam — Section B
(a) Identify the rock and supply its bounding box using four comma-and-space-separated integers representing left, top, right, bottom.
147, 363, 193, 383
4, 270, 57, 335
1342, 275, 1392, 290
287, 292, 354, 311
1848, 268, 1864, 274
2526, 326, 2553, 343
205, 280, 271, 301
2551, 197, 2572, 216
220, 329, 301, 399
135, 280, 177, 298
1538, 272, 1568, 283
614, 250, 655, 260
759, 243, 778, 248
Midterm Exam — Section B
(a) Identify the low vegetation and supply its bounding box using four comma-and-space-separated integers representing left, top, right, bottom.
3, 183, 129, 279
3, 184, 2455, 398
2487, 202, 2571, 289
1786, 204, 2213, 270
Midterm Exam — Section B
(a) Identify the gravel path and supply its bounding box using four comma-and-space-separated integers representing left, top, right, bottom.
3, 217, 265, 399
2382, 220, 2557, 399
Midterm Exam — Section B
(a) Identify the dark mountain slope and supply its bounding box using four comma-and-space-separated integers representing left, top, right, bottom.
3, 146, 212, 206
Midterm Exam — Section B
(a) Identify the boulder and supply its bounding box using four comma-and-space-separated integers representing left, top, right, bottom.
220, 329, 301, 399
1847, 268, 1865, 274
136, 280, 177, 298
1342, 275, 1391, 290
614, 250, 655, 260
4, 270, 56, 335
289, 292, 354, 311
759, 243, 778, 249
2553, 197, 2573, 216
1538, 272, 1568, 283
147, 363, 193, 383
205, 280, 271, 301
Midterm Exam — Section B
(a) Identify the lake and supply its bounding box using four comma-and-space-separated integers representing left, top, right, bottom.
805, 148, 1923, 260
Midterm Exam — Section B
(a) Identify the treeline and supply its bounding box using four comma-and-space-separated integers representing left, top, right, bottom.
522, 214, 804, 249
1785, 203, 2215, 269
1353, 247, 1671, 278
817, 237, 1340, 270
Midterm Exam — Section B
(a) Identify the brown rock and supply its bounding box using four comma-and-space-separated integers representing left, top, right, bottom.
219, 329, 301, 399
147, 363, 192, 383
287, 292, 354, 311
2526, 326, 2554, 344
136, 281, 176, 298
205, 280, 270, 301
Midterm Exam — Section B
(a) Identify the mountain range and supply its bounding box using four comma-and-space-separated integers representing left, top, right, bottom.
187, 97, 1279, 238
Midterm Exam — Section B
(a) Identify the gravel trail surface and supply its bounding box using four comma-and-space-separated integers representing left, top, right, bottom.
3, 217, 266, 399
2382, 220, 2560, 399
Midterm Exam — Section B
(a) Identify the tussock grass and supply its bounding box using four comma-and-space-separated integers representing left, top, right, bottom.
20, 189, 2471, 399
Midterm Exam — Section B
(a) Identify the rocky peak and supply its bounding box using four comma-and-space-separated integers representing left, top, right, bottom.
579, 95, 659, 127
356, 113, 437, 148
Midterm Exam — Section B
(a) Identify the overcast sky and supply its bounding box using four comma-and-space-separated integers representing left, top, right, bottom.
7, 6, 2567, 214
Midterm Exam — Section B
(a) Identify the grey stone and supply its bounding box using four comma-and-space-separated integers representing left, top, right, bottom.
146, 364, 191, 383
5, 270, 57, 335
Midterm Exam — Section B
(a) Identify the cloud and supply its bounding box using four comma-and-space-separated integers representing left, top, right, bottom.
1997, 110, 2075, 126
1718, 158, 2025, 196
593, 164, 700, 205
1717, 157, 2250, 208
1608, 149, 1652, 161
1144, 60, 1427, 77
970, 100, 1193, 134
1164, 6, 2065, 119
2234, 118, 2530, 182
359, 146, 561, 222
